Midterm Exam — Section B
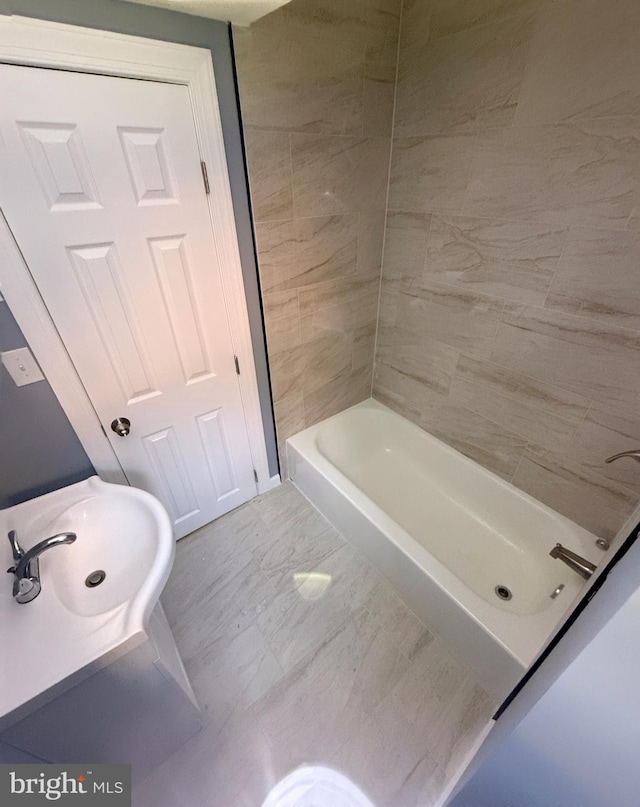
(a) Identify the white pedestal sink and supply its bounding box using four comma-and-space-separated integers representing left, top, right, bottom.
0, 476, 200, 780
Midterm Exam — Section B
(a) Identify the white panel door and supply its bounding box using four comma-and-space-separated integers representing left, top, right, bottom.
0, 64, 258, 537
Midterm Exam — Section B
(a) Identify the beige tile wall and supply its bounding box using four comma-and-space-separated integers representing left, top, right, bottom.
234, 0, 401, 472
374, 0, 640, 540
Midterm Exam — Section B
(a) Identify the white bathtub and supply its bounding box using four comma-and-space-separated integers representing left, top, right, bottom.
287, 399, 598, 700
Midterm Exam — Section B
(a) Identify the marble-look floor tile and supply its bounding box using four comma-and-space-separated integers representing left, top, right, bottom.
256, 542, 380, 673
161, 506, 271, 629
491, 305, 640, 419
291, 135, 391, 217
389, 134, 477, 214
133, 707, 273, 807
464, 119, 640, 229
426, 214, 568, 306
253, 607, 411, 777
141, 483, 492, 807
545, 227, 640, 331
185, 622, 284, 733
250, 480, 313, 530
244, 129, 293, 222
363, 581, 433, 659
395, 8, 535, 136
252, 507, 343, 587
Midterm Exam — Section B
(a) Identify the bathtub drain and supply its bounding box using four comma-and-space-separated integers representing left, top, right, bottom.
85, 570, 106, 588
495, 584, 512, 601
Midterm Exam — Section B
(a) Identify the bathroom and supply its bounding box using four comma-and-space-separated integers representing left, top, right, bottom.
1, 0, 640, 804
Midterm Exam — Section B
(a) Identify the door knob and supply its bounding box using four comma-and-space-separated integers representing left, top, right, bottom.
110, 417, 131, 437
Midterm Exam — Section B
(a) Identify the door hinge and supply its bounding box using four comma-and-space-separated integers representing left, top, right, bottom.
253, 469, 258, 484
200, 161, 210, 195
234, 355, 240, 375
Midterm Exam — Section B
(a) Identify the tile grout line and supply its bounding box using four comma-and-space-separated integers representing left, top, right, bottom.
371, 0, 405, 399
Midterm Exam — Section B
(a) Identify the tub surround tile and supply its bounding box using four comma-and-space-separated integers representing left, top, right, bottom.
291, 135, 391, 218
427, 0, 539, 40
235, 0, 399, 471
450, 355, 590, 452
233, 25, 365, 136
426, 215, 568, 306
512, 447, 637, 540
352, 323, 378, 372
418, 401, 528, 481
303, 365, 372, 426
373, 362, 447, 425
515, 0, 640, 126
383, 211, 432, 280
297, 274, 379, 317
491, 305, 640, 419
464, 120, 640, 229
396, 280, 505, 359
299, 288, 379, 343
264, 307, 301, 356
389, 134, 477, 214
562, 405, 640, 493
395, 9, 536, 137
269, 342, 307, 402
376, 327, 459, 398
261, 288, 299, 323
357, 211, 387, 277
254, 215, 358, 293
243, 130, 293, 222
545, 228, 640, 331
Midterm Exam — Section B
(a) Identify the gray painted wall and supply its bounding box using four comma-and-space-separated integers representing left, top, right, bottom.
0, 0, 278, 477
0, 301, 94, 508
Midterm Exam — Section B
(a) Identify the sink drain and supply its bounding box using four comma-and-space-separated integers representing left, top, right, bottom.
495, 584, 512, 601
85, 570, 106, 588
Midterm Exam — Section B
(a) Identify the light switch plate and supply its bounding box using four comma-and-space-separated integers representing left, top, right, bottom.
1, 347, 45, 386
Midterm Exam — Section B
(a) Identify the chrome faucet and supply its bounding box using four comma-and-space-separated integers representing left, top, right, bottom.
549, 543, 597, 580
6, 530, 76, 603
605, 449, 640, 464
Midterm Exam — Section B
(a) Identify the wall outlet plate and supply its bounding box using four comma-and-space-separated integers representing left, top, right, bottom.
1, 347, 45, 386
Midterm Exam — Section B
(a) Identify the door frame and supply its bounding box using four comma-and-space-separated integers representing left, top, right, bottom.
0, 14, 278, 493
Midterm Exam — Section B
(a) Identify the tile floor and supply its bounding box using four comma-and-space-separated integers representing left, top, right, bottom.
133, 482, 493, 807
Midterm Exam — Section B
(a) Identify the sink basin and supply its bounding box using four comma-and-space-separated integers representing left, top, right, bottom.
0, 476, 174, 730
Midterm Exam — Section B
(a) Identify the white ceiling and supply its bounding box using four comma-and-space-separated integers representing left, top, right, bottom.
118, 0, 293, 27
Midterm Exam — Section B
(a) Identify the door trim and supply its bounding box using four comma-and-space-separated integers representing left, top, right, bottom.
0, 15, 277, 494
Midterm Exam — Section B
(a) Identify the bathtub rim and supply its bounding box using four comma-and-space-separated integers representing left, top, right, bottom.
287, 398, 593, 670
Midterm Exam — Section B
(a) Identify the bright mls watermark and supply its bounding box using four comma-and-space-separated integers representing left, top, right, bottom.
1, 765, 131, 805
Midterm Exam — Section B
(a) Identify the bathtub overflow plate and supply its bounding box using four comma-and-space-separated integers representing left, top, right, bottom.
495, 584, 512, 601
85, 570, 106, 588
